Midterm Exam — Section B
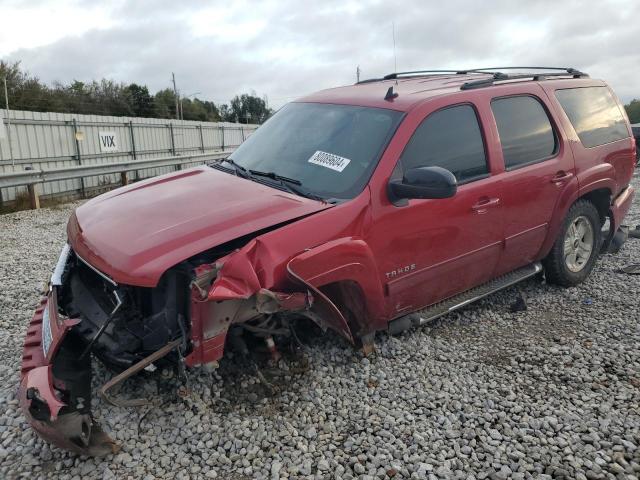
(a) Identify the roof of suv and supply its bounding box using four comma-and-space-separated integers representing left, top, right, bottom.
297, 68, 594, 112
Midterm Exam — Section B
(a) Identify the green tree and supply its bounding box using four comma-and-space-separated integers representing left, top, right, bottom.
50, 79, 134, 116
0, 60, 56, 112
181, 98, 206, 121
179, 98, 220, 122
219, 103, 232, 121
625, 99, 640, 124
154, 88, 177, 119
2, 60, 271, 123
125, 83, 155, 117
201, 100, 221, 121
224, 93, 273, 124
90, 79, 133, 116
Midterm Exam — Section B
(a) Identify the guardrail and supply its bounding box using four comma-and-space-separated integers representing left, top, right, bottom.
0, 150, 233, 209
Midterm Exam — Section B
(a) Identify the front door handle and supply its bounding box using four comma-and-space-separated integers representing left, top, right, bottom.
471, 197, 500, 214
550, 171, 574, 185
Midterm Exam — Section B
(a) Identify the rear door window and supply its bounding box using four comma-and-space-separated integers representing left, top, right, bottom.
400, 104, 488, 184
555, 86, 629, 148
491, 96, 557, 170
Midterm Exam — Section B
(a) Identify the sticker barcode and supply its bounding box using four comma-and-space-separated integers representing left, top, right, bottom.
308, 151, 351, 172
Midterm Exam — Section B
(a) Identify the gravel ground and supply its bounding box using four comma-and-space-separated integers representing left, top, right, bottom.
1, 174, 639, 480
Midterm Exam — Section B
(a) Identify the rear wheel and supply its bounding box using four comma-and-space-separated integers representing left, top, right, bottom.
543, 200, 602, 287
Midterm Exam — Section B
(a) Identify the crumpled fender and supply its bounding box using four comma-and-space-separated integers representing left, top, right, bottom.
204, 236, 385, 344
208, 246, 262, 301
286, 262, 354, 343
286, 237, 387, 338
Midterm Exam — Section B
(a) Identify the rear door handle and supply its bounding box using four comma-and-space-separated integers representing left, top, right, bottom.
471, 197, 500, 214
550, 171, 574, 185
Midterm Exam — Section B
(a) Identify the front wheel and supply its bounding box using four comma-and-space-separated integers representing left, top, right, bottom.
543, 200, 602, 287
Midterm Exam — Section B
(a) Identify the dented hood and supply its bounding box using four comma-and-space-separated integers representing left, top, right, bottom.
68, 166, 332, 287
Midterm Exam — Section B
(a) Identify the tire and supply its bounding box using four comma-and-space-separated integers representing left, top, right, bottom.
543, 199, 602, 287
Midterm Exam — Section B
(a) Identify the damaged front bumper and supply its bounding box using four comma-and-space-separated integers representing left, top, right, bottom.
18, 291, 119, 456
19, 238, 354, 456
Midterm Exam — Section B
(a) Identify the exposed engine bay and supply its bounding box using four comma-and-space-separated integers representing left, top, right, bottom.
59, 254, 191, 371
18, 235, 326, 456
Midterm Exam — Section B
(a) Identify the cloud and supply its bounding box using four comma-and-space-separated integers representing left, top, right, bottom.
1, 0, 638, 108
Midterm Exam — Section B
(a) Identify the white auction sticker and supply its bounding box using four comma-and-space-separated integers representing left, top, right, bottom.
308, 150, 351, 172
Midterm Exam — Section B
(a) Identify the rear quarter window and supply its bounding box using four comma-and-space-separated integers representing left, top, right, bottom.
555, 86, 629, 148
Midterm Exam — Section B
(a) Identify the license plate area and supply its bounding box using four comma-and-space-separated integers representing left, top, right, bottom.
42, 301, 53, 357
40, 289, 78, 362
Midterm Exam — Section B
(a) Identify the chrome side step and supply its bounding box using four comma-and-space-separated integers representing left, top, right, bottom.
389, 262, 543, 334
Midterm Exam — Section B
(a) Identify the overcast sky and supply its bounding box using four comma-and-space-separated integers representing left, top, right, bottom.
0, 0, 638, 109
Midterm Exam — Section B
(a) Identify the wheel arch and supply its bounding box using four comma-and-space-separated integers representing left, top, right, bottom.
286, 237, 387, 341
539, 182, 613, 260
580, 187, 612, 225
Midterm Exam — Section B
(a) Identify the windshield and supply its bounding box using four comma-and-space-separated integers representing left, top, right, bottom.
228, 102, 403, 199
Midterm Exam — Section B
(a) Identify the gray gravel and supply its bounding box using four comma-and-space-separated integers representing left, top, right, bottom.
1, 174, 639, 480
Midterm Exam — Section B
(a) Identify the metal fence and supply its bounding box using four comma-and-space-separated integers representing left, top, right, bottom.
0, 109, 257, 203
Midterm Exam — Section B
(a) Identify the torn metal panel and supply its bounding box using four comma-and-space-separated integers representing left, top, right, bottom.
286, 237, 388, 333
208, 243, 262, 301
18, 295, 118, 456
287, 259, 354, 343
255, 289, 310, 314
186, 249, 314, 367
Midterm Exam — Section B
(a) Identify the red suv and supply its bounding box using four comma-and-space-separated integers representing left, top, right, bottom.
19, 67, 636, 455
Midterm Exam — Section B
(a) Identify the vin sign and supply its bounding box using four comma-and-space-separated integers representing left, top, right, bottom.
98, 131, 119, 152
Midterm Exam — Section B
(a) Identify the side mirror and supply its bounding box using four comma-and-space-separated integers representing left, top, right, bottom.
388, 166, 457, 202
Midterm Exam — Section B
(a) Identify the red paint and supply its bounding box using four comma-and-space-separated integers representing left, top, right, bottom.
610, 185, 635, 232
19, 366, 66, 420
69, 167, 332, 287
63, 75, 636, 360
20, 291, 77, 378
18, 293, 80, 450
25, 72, 636, 456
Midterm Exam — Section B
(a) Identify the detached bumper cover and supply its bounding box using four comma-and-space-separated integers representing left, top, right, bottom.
18, 293, 118, 456
611, 185, 635, 230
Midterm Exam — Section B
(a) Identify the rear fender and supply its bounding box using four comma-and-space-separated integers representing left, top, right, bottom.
538, 174, 614, 258
286, 237, 386, 339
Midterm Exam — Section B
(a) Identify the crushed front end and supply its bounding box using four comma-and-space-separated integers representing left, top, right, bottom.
19, 241, 324, 456
18, 245, 119, 455
19, 243, 196, 455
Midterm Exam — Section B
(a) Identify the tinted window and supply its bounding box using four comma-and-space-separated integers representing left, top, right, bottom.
400, 105, 488, 183
229, 103, 403, 199
491, 96, 556, 169
555, 87, 629, 148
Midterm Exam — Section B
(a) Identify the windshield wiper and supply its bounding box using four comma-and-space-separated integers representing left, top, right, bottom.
218, 161, 326, 202
249, 169, 301, 185
221, 158, 250, 178
249, 169, 326, 202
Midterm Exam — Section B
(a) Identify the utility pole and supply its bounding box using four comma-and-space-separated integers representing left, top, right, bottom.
356, 65, 361, 83
3, 76, 14, 165
171, 72, 180, 120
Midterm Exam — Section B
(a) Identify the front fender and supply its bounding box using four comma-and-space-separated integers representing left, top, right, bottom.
286, 237, 386, 339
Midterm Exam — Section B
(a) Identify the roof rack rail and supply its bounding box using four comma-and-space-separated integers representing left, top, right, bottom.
356, 67, 588, 87
382, 69, 471, 80
466, 66, 583, 73
460, 68, 588, 90
356, 69, 474, 84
